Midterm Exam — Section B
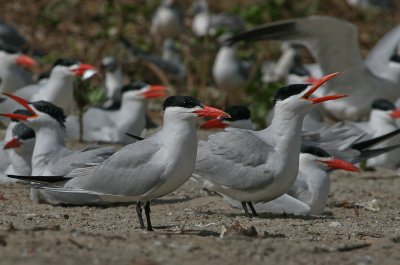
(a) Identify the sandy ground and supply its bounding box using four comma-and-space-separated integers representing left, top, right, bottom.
1, 163, 400, 265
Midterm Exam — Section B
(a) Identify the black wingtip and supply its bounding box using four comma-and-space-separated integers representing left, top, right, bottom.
226, 20, 296, 44
353, 144, 400, 164
7, 175, 70, 183
124, 133, 144, 141
352, 128, 400, 151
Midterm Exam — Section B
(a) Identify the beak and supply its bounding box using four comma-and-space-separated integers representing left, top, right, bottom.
15, 55, 37, 69
201, 119, 229, 129
142, 85, 167, 99
0, 93, 37, 121
320, 158, 360, 172
302, 72, 348, 104
71, 64, 97, 76
390, 109, 400, 118
194, 105, 231, 119
4, 138, 22, 149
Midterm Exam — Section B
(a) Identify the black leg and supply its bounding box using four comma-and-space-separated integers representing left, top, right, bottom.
241, 201, 250, 217
136, 202, 145, 229
247, 201, 258, 217
144, 201, 154, 231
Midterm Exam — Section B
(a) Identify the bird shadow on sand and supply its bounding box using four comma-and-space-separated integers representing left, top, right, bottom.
151, 228, 220, 237
194, 209, 334, 220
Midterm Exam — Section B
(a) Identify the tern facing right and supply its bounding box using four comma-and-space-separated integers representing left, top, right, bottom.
194, 73, 347, 216
16, 96, 229, 231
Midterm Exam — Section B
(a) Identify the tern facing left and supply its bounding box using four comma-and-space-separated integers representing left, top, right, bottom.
17, 96, 229, 231
194, 73, 346, 216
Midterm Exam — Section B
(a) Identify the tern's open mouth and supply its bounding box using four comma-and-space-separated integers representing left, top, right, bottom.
0, 93, 37, 121
301, 72, 347, 104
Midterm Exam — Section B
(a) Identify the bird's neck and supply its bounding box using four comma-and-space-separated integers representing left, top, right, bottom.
161, 113, 197, 148
31, 125, 65, 173
9, 145, 33, 175
262, 106, 305, 153
41, 72, 75, 113
369, 112, 397, 132
105, 68, 123, 98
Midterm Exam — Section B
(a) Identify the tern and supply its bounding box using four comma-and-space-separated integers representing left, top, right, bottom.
347, 99, 400, 170
8, 95, 229, 230
79, 83, 167, 144
0, 59, 96, 125
0, 44, 36, 93
150, 0, 183, 40
226, 145, 359, 216
0, 113, 35, 184
194, 73, 347, 216
189, 0, 245, 37
0, 94, 115, 176
227, 16, 400, 120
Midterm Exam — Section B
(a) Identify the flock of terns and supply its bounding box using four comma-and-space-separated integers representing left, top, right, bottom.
1, 1, 400, 231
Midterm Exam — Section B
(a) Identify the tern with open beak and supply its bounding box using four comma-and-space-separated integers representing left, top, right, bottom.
194, 73, 347, 217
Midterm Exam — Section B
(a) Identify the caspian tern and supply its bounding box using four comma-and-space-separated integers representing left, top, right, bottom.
189, 0, 245, 37
347, 98, 400, 170
79, 83, 167, 144
0, 59, 96, 125
150, 0, 183, 40
0, 44, 36, 93
194, 73, 347, 216
0, 112, 35, 184
9, 95, 229, 230
227, 16, 400, 120
0, 94, 115, 176
226, 145, 359, 216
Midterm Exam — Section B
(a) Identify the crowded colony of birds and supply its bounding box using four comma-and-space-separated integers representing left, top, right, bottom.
1, 0, 400, 231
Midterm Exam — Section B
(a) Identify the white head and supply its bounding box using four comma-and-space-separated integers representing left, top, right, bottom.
369, 98, 400, 125
120, 83, 167, 101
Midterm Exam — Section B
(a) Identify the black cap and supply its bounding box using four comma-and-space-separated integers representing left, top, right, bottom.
371, 99, 395, 111
301, 144, 331, 158
273, 84, 309, 106
31, 101, 66, 128
12, 123, 35, 140
162, 96, 203, 110
224, 105, 251, 121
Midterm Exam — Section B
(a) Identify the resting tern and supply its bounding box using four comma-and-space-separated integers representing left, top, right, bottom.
0, 44, 36, 93
190, 0, 245, 37
79, 83, 167, 144
227, 16, 400, 120
0, 113, 35, 184
347, 99, 400, 170
9, 96, 229, 230
226, 145, 359, 216
0, 94, 115, 176
0, 59, 96, 125
194, 73, 346, 216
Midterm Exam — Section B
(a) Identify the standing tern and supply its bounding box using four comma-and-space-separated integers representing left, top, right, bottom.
9, 96, 229, 230
100, 56, 124, 109
194, 73, 347, 216
227, 16, 400, 120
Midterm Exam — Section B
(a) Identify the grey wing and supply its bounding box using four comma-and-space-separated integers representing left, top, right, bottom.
65, 139, 164, 196
195, 128, 273, 190
366, 24, 400, 81
48, 146, 115, 175
83, 108, 115, 131
228, 16, 365, 91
